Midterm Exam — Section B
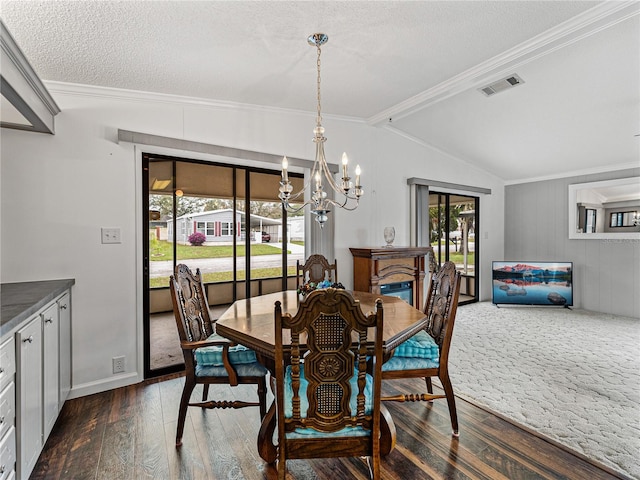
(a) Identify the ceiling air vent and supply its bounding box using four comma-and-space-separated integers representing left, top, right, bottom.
478, 74, 524, 97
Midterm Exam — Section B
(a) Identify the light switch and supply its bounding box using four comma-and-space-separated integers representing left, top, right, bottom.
101, 228, 121, 244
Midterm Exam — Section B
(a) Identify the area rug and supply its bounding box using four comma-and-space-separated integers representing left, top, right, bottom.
446, 302, 640, 479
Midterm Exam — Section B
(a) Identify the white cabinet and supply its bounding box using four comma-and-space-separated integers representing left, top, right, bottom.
1, 281, 72, 480
13, 290, 71, 480
57, 293, 71, 410
0, 337, 16, 480
16, 318, 42, 479
42, 304, 59, 440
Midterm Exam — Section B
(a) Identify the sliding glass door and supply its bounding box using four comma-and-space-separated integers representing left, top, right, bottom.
429, 191, 479, 304
143, 153, 304, 377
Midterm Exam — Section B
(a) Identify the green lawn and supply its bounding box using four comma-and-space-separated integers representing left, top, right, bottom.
448, 252, 475, 265
150, 266, 297, 288
149, 239, 287, 260
430, 242, 475, 266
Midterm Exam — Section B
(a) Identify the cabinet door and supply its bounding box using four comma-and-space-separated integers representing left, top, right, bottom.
16, 318, 42, 479
57, 292, 71, 410
42, 304, 59, 440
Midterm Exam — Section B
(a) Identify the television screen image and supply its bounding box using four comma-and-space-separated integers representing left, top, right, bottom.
492, 261, 573, 307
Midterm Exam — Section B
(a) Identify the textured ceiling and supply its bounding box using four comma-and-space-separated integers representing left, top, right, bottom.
1, 0, 638, 182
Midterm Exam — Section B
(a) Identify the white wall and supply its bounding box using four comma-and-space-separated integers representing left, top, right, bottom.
505, 169, 640, 318
0, 85, 505, 397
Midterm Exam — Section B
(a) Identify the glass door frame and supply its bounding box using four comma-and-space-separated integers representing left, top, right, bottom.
429, 191, 479, 305
142, 153, 302, 378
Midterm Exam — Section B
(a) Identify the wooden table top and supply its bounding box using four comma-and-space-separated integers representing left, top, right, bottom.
216, 290, 427, 359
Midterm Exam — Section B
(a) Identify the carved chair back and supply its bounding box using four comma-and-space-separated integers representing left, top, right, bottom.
296, 254, 338, 288
274, 288, 384, 477
423, 261, 462, 364
171, 264, 214, 350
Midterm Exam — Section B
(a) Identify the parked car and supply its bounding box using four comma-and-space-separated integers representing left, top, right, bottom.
261, 231, 271, 243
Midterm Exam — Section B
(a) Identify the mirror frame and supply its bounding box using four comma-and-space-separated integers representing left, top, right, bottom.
568, 176, 640, 240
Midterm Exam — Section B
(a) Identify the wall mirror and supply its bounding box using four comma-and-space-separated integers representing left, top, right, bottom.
568, 177, 640, 239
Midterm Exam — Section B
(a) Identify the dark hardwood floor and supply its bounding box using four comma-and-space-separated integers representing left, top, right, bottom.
32, 374, 627, 480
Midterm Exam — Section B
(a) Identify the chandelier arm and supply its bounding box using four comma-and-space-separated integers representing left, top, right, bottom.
320, 164, 361, 203
286, 183, 309, 202
317, 143, 355, 198
322, 197, 360, 211
284, 200, 312, 214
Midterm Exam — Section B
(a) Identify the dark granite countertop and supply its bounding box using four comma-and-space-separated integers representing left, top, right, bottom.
1, 279, 75, 337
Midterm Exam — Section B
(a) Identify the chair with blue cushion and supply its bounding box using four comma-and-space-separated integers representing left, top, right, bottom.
274, 288, 386, 479
381, 261, 462, 436
170, 264, 267, 447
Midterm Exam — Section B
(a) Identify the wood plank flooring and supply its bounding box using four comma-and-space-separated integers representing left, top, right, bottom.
31, 374, 628, 480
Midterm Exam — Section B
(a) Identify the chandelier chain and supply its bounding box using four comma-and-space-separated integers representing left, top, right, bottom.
316, 44, 322, 127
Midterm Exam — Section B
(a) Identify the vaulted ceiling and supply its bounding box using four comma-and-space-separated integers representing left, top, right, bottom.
1, 0, 638, 183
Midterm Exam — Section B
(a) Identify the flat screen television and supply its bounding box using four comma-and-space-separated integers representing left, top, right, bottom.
492, 261, 573, 307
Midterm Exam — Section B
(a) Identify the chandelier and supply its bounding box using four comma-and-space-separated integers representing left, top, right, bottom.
279, 33, 363, 227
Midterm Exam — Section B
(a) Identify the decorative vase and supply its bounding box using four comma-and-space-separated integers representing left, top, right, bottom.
383, 227, 395, 247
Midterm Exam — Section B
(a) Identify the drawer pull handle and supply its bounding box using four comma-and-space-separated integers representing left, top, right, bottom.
45, 317, 53, 324
60, 304, 68, 310
0, 465, 4, 474
0, 415, 4, 423
23, 336, 34, 343
0, 367, 4, 373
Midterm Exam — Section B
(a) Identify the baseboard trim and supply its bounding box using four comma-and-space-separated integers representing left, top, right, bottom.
67, 372, 143, 399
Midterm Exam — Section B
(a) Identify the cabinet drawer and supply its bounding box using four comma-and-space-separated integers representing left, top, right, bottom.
0, 426, 16, 480
0, 383, 15, 441
0, 339, 15, 389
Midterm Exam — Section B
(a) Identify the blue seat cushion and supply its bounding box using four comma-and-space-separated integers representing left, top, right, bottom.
382, 330, 440, 372
283, 364, 373, 438
194, 332, 258, 366
393, 330, 439, 358
195, 361, 267, 378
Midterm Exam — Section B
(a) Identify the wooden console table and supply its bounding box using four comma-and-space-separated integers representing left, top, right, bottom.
349, 246, 435, 308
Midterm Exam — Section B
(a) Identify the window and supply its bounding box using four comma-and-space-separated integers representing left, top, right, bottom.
610, 211, 639, 228
585, 209, 596, 233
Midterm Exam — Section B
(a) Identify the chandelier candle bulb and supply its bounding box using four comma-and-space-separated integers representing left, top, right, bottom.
342, 152, 349, 178
355, 165, 361, 188
281, 156, 288, 181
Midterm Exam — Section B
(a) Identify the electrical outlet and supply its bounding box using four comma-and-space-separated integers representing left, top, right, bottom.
101, 227, 121, 244
112, 356, 125, 374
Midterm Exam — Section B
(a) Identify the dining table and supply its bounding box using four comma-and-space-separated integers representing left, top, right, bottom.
215, 289, 428, 463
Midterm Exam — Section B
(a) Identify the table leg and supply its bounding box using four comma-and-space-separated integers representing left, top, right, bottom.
257, 401, 278, 463
380, 405, 396, 456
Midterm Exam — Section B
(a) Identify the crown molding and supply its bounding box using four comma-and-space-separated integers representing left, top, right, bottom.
367, 1, 640, 126
504, 162, 640, 186
44, 80, 366, 125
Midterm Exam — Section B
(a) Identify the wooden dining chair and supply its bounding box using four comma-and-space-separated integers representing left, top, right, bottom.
274, 288, 386, 479
170, 264, 268, 447
296, 254, 338, 289
381, 261, 462, 436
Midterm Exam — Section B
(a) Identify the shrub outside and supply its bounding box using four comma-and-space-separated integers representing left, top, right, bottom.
188, 232, 206, 246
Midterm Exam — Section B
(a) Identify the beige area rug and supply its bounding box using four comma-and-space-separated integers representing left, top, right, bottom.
446, 302, 640, 479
